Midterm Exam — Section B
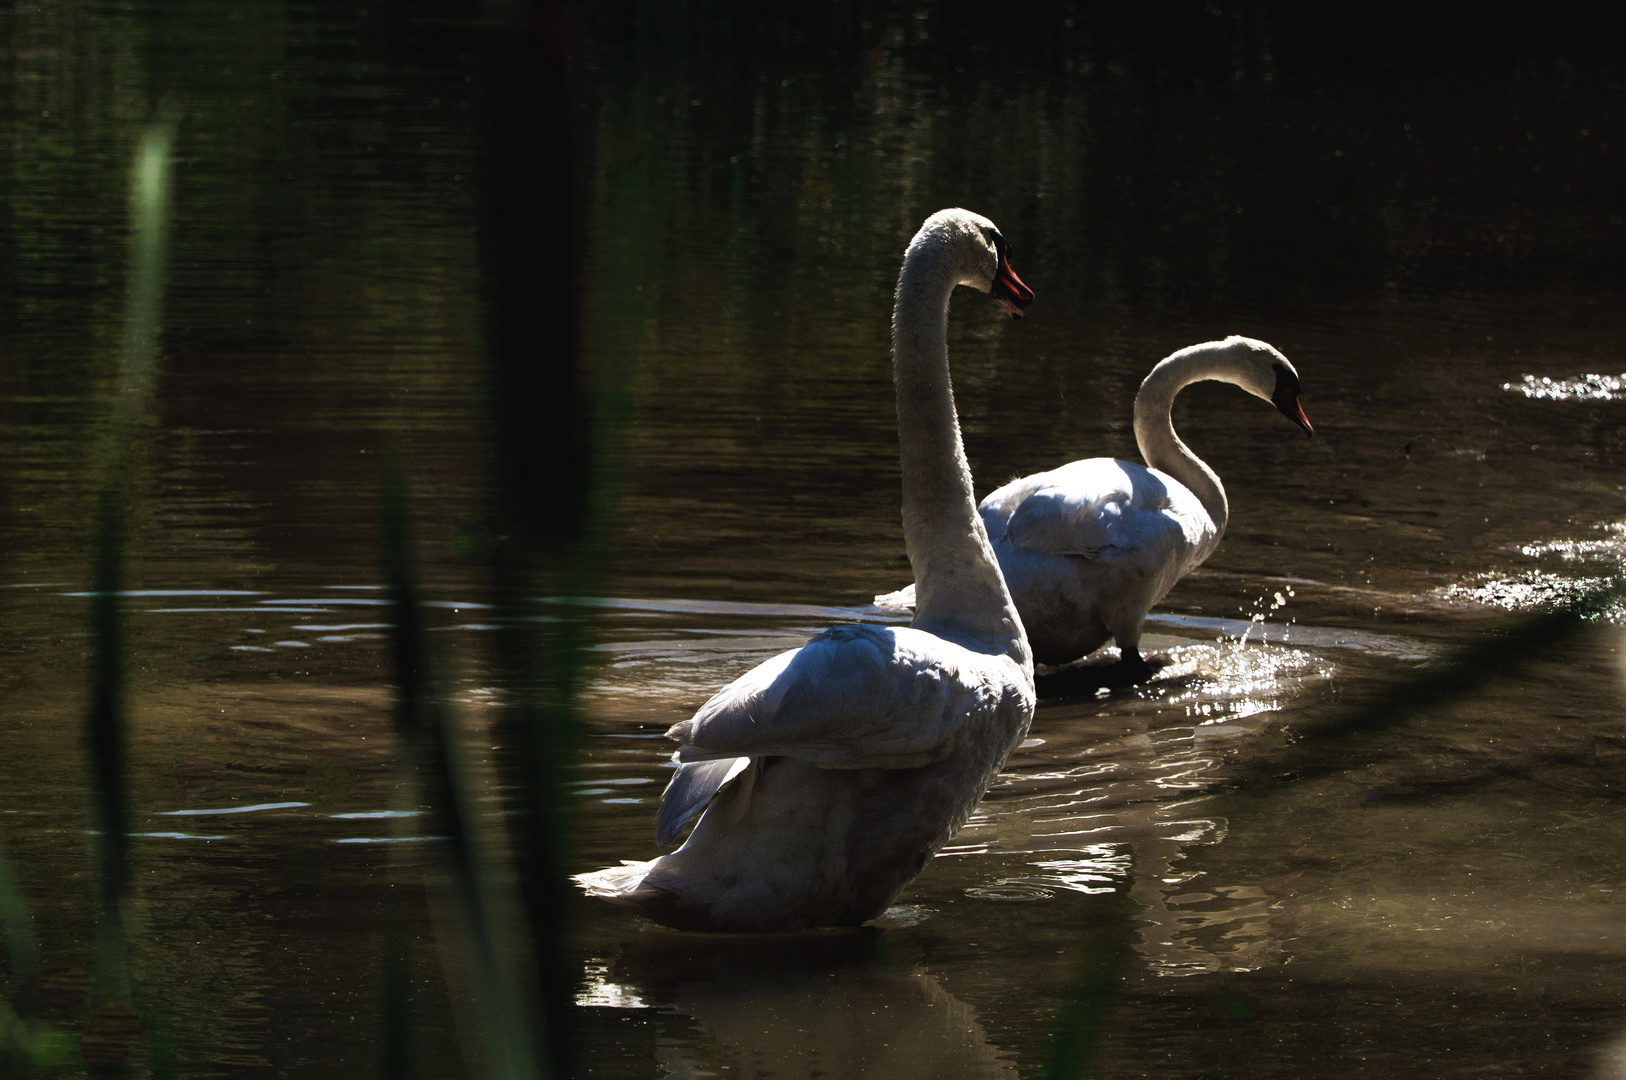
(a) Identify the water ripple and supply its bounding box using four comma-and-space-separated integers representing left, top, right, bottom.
160, 801, 310, 817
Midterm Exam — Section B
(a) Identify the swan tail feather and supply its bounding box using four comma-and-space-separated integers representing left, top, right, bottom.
573, 860, 657, 899
572, 863, 736, 931
872, 583, 918, 612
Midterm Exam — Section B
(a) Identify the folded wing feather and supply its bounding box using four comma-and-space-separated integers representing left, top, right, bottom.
655, 756, 753, 845
995, 460, 1152, 557
652, 623, 999, 843
668, 623, 989, 768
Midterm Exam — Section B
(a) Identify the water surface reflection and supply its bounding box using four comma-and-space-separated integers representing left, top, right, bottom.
580, 932, 1020, 1079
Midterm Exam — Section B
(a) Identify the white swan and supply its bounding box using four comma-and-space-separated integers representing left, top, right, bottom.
876, 336, 1313, 686
576, 209, 1037, 932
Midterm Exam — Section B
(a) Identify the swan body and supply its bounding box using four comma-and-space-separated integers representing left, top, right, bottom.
577, 209, 1037, 932
877, 336, 1313, 676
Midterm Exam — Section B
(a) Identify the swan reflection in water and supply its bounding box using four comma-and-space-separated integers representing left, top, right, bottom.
573, 789, 1278, 1078
578, 929, 1019, 1080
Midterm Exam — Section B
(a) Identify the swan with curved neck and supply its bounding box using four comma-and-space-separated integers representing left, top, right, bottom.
576, 209, 1037, 931
878, 336, 1312, 685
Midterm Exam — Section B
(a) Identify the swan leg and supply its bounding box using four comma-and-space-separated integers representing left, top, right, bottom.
1105, 616, 1163, 685
1115, 645, 1155, 680
1034, 631, 1163, 698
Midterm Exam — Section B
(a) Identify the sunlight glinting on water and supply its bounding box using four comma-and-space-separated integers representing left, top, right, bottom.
1442, 571, 1623, 613
1441, 518, 1626, 616
1503, 372, 1626, 401
1520, 521, 1626, 560
576, 963, 650, 1009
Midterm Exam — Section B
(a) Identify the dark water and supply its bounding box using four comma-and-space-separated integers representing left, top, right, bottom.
3, 4, 1626, 1078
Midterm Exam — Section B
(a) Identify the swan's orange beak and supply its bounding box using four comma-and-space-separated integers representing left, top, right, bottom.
1275, 390, 1314, 437
1269, 364, 1314, 437
991, 244, 1034, 318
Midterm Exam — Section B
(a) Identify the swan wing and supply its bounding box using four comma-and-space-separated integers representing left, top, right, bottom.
655, 756, 753, 845
666, 623, 1000, 770
985, 459, 1144, 556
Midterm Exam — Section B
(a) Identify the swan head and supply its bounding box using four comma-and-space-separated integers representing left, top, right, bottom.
912, 209, 1035, 318
1216, 336, 1315, 437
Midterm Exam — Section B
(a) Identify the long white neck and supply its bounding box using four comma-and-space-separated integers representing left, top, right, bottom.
1132, 343, 1233, 539
892, 232, 1029, 666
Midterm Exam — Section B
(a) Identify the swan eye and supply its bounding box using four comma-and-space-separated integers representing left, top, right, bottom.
988, 233, 1015, 274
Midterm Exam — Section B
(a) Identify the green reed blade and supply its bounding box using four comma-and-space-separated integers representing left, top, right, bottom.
88, 481, 130, 932
377, 925, 417, 1080
0, 833, 41, 1015
147, 1008, 180, 1080
473, 19, 647, 1071
382, 454, 547, 1080
86, 111, 178, 1006
1042, 895, 1138, 1080
479, 575, 580, 1077
119, 111, 176, 425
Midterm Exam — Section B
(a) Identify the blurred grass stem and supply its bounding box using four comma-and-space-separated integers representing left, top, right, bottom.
0, 835, 41, 1014
86, 111, 177, 1003
383, 456, 548, 1079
